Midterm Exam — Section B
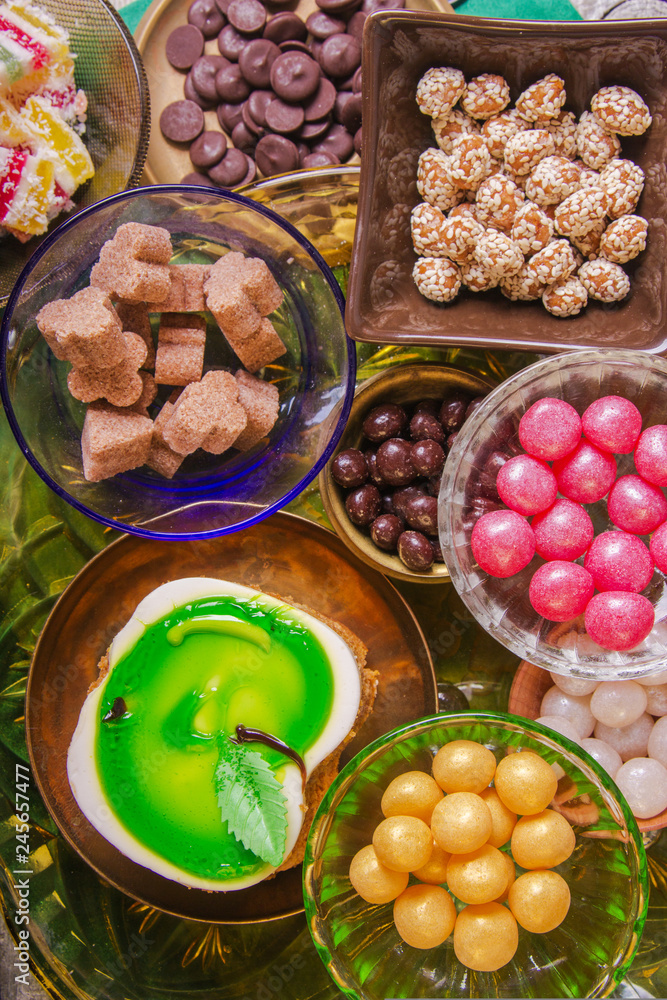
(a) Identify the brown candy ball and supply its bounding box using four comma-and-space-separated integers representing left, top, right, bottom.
479, 787, 517, 848
494, 751, 558, 815
453, 902, 519, 972
510, 809, 576, 870
431, 792, 492, 855
508, 869, 571, 933
411, 842, 451, 885
393, 884, 457, 949
381, 770, 444, 825
373, 814, 433, 872
446, 844, 509, 905
432, 739, 497, 794
348, 844, 409, 904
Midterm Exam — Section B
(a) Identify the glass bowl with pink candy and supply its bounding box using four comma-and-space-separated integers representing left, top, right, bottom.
439, 348, 667, 681
0, 185, 354, 539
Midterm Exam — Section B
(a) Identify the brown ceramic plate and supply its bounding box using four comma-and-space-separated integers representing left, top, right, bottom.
25, 511, 436, 923
347, 12, 667, 352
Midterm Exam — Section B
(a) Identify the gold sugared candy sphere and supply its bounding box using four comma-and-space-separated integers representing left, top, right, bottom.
373, 815, 433, 872
412, 841, 451, 885
494, 850, 516, 903
494, 751, 558, 815
349, 845, 409, 904
508, 869, 571, 933
431, 792, 492, 854
381, 770, 444, 825
510, 809, 576, 870
446, 844, 509, 904
479, 787, 517, 848
432, 739, 497, 794
393, 884, 457, 949
453, 902, 519, 971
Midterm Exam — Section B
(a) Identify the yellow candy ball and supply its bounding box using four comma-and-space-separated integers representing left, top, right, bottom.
433, 739, 497, 794
510, 809, 576, 870
412, 842, 451, 885
373, 815, 433, 872
393, 884, 457, 949
349, 845, 409, 904
508, 870, 571, 933
446, 844, 509, 905
431, 792, 492, 855
494, 850, 516, 903
479, 787, 517, 848
381, 770, 444, 825
453, 902, 519, 972
494, 751, 558, 815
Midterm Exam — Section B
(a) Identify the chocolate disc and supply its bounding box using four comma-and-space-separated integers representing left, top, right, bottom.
182, 170, 218, 186
270, 51, 321, 103
188, 0, 225, 38
255, 133, 299, 176
231, 119, 258, 153
346, 10, 366, 41
160, 100, 205, 142
263, 12, 307, 44
247, 88, 274, 127
238, 153, 257, 186
278, 40, 311, 56
265, 97, 304, 134
214, 0, 233, 14
238, 38, 281, 88
316, 0, 362, 14
190, 129, 228, 168
306, 11, 346, 39
227, 0, 266, 34
242, 100, 266, 136
215, 62, 251, 102
217, 23, 247, 60
191, 54, 229, 101
299, 117, 331, 141
313, 121, 354, 160
217, 100, 245, 132
318, 33, 361, 79
208, 147, 250, 186
301, 150, 339, 168
335, 90, 362, 132
184, 71, 215, 109
303, 77, 336, 121
166, 24, 205, 70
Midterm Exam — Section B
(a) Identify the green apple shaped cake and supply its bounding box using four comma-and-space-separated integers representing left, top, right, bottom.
67, 578, 376, 890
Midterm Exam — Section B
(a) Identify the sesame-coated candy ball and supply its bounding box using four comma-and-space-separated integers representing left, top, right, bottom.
381, 770, 444, 825
594, 712, 654, 760
446, 844, 509, 905
615, 757, 667, 819
584, 530, 654, 594
411, 842, 451, 884
580, 737, 622, 778
575, 111, 621, 171
540, 685, 595, 737
511, 201, 553, 255
554, 187, 608, 239
461, 73, 510, 120
543, 109, 578, 159
416, 66, 465, 118
481, 109, 527, 158
651, 522, 667, 574
599, 158, 644, 219
440, 213, 483, 263
474, 230, 524, 279
453, 902, 519, 972
410, 202, 448, 256
608, 474, 667, 534
649, 716, 667, 766
552, 439, 617, 504
432, 739, 497, 794
600, 215, 647, 264
532, 499, 593, 561
417, 147, 465, 212
529, 562, 595, 623
550, 672, 598, 697
393, 884, 457, 949
582, 395, 642, 455
494, 751, 557, 815
479, 787, 517, 848
516, 74, 566, 122
348, 845, 409, 904
372, 814, 433, 873
525, 155, 581, 206
584, 591, 655, 652
510, 809, 575, 869
413, 257, 462, 303
590, 680, 647, 728
543, 276, 589, 318
500, 265, 546, 302
579, 259, 631, 303
591, 85, 652, 136
470, 509, 536, 579
460, 258, 499, 292
570, 220, 606, 260
504, 128, 555, 175
448, 134, 492, 191
508, 870, 571, 933
635, 425, 667, 487
430, 792, 492, 855
432, 109, 480, 154
526, 239, 578, 285
475, 174, 524, 233
497, 454, 557, 516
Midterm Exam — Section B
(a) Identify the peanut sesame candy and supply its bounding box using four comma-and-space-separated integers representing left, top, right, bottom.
460, 74, 510, 120
449, 202, 479, 221
412, 256, 462, 302
482, 109, 529, 159
526, 239, 578, 284
474, 229, 524, 278
474, 174, 524, 232
411, 202, 449, 256
542, 110, 578, 160
416, 66, 466, 118
599, 157, 645, 219
459, 258, 499, 292
417, 147, 465, 211
542, 275, 588, 317
432, 109, 480, 155
554, 187, 609, 239
515, 74, 566, 122
440, 214, 484, 263
500, 264, 547, 301
504, 129, 555, 175
575, 111, 621, 171
575, 163, 602, 189
599, 215, 648, 264
591, 85, 652, 136
525, 155, 581, 206
511, 202, 554, 255
448, 134, 493, 190
578, 259, 630, 302
569, 220, 606, 259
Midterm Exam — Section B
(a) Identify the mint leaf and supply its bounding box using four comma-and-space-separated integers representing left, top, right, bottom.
215, 738, 288, 868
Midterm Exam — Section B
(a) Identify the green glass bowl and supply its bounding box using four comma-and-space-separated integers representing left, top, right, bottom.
303, 712, 648, 1000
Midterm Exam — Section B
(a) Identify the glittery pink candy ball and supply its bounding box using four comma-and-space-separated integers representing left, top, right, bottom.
552, 439, 617, 504
470, 509, 536, 578
607, 474, 667, 534
584, 591, 655, 651
496, 454, 558, 516
583, 530, 654, 593
518, 397, 582, 461
581, 395, 643, 454
531, 498, 594, 561
634, 424, 667, 487
650, 521, 667, 573
529, 561, 594, 622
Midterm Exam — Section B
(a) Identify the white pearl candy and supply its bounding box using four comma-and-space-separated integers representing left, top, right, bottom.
549, 672, 598, 697
536, 715, 582, 745
589, 681, 647, 728
580, 737, 622, 779
594, 713, 654, 761
615, 757, 667, 819
648, 715, 667, 768
637, 667, 667, 686
540, 686, 595, 738
644, 684, 667, 717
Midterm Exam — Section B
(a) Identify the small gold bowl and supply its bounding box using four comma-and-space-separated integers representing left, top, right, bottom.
319, 363, 495, 584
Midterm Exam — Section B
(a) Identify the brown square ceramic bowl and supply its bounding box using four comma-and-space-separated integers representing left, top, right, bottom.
346, 12, 667, 352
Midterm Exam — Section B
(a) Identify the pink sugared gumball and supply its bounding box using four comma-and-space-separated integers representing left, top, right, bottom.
496, 454, 558, 516
529, 561, 595, 622
471, 509, 536, 578
607, 474, 667, 535
584, 591, 655, 651
518, 397, 582, 461
650, 521, 667, 573
581, 395, 643, 454
634, 425, 667, 487
552, 439, 617, 504
531, 499, 594, 561
584, 530, 654, 593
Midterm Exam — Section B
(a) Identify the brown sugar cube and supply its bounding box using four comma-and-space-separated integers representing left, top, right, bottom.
228, 317, 286, 373
91, 246, 171, 305
115, 301, 155, 370
201, 379, 248, 454
113, 223, 173, 264
129, 372, 158, 415
146, 401, 186, 478
37, 287, 126, 370
146, 264, 209, 312
162, 370, 243, 455
81, 402, 153, 482
155, 313, 206, 386
237, 258, 282, 315
233, 370, 280, 451
204, 270, 262, 341
67, 332, 148, 407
